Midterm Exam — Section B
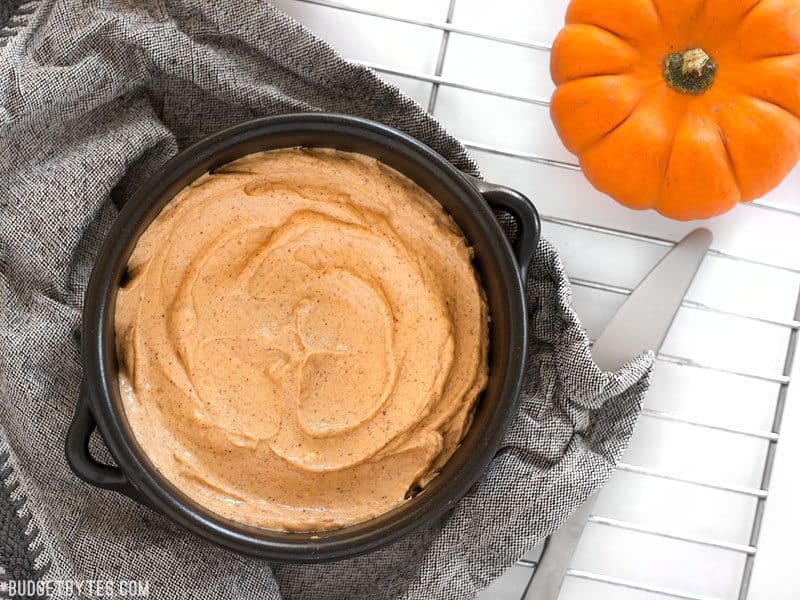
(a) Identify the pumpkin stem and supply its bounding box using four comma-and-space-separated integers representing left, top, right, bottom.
664, 47, 716, 95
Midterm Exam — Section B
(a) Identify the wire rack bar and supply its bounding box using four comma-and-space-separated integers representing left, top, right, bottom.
427, 0, 457, 113
467, 138, 800, 219
514, 561, 729, 600
466, 141, 800, 218
656, 353, 789, 386
640, 409, 779, 441
672, 300, 799, 330
542, 217, 800, 275
571, 276, 800, 330
617, 463, 768, 498
464, 139, 581, 170
469, 138, 578, 170
587, 339, 790, 385
355, 60, 551, 106
587, 516, 757, 554
292, 0, 553, 51
565, 570, 728, 600
748, 199, 800, 218
737, 290, 800, 599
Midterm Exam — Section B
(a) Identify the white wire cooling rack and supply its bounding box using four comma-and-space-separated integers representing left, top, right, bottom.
269, 2, 800, 598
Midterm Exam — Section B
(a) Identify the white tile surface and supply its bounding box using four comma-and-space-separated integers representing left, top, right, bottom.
759, 163, 800, 212
437, 91, 571, 161
451, 0, 569, 45
622, 417, 769, 490
558, 576, 697, 600
644, 362, 780, 433
271, 0, 448, 73
568, 524, 747, 600
441, 35, 554, 100
594, 469, 758, 546
269, 1, 800, 598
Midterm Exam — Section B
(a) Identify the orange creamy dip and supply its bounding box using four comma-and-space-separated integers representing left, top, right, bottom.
115, 148, 489, 531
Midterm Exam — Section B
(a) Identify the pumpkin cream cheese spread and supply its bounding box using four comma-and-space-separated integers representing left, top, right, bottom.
115, 148, 489, 531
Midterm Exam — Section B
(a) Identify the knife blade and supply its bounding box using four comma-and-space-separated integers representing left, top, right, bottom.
524, 228, 713, 600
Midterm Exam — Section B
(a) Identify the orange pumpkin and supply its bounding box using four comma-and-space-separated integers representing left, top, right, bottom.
550, 0, 800, 220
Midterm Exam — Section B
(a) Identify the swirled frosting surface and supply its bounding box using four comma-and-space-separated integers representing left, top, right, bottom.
115, 148, 488, 531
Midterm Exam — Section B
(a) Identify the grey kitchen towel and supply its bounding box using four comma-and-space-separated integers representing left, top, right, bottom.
0, 0, 654, 598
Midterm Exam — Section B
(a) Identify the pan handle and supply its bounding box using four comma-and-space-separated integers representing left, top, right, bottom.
65, 384, 149, 506
469, 176, 540, 282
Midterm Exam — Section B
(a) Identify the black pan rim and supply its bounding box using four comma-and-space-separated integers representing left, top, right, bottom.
79, 113, 529, 562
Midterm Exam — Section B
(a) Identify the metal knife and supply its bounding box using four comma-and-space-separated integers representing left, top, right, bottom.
524, 227, 713, 600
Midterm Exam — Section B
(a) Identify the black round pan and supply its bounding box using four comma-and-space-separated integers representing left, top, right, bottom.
65, 113, 540, 562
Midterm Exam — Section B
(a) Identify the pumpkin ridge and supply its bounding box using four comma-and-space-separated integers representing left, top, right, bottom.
715, 123, 745, 201
736, 0, 770, 33
712, 2, 798, 62
686, 0, 706, 35
744, 94, 800, 126
575, 76, 671, 154
563, 72, 648, 86
656, 116, 682, 207
647, 0, 662, 26
558, 68, 634, 83
748, 50, 800, 61
708, 77, 800, 121
577, 92, 647, 155
570, 20, 637, 51
575, 23, 639, 51
654, 94, 705, 211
